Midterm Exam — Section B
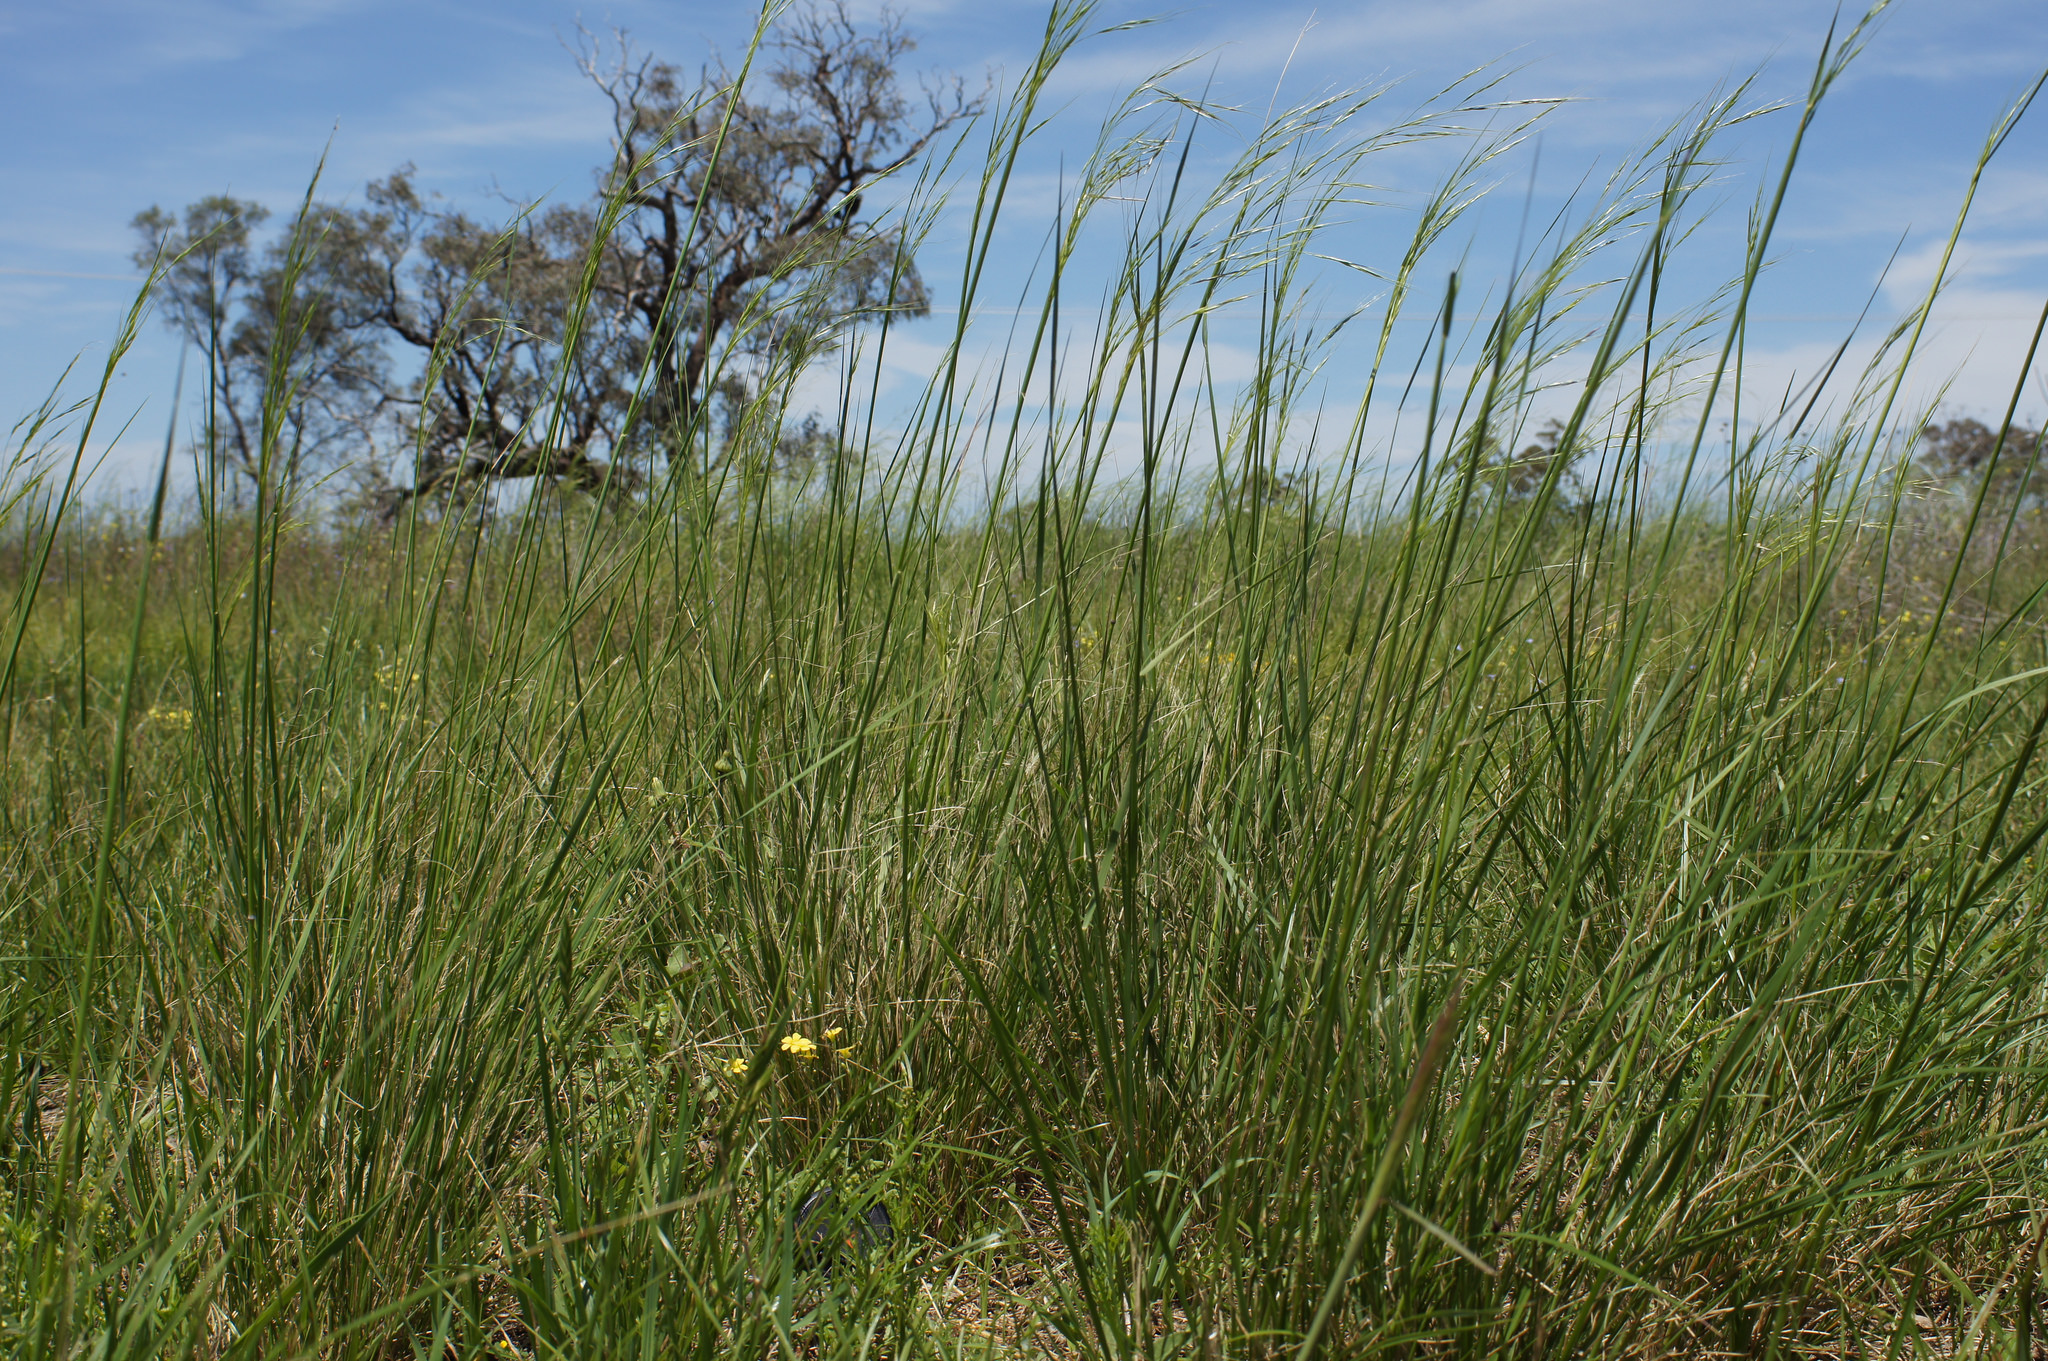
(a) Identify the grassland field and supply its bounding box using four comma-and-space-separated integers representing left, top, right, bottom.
7, 7, 2048, 1356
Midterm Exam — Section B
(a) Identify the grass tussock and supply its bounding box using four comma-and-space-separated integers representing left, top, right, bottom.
6, 4, 2048, 1357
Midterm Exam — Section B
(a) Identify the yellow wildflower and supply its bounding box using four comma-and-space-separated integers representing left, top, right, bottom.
822, 1027, 843, 1041
780, 1034, 818, 1059
723, 1056, 748, 1076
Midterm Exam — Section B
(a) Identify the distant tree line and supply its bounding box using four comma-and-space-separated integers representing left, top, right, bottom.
133, 2, 978, 514
1917, 416, 2047, 505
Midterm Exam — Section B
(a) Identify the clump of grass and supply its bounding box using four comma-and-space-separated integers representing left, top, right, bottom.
4, 3, 2048, 1357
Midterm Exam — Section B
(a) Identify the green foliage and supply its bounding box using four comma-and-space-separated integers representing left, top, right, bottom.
131, 2, 979, 511
9, 3, 2048, 1357
1918, 414, 2047, 504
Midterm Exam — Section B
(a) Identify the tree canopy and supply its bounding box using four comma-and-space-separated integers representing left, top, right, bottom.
1917, 415, 2047, 505
133, 2, 979, 513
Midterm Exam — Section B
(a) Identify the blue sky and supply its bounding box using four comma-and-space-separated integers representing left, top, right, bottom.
4, 0, 2046, 497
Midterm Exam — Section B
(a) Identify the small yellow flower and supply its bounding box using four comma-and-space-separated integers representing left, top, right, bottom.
146, 706, 193, 730
822, 1027, 843, 1041
780, 1034, 818, 1059
723, 1056, 748, 1076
